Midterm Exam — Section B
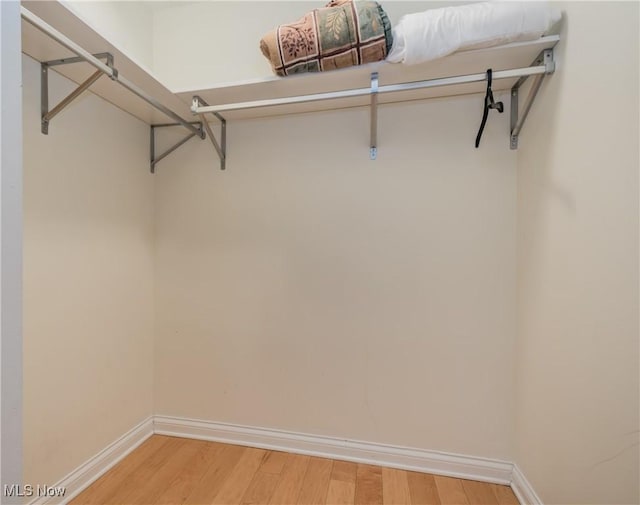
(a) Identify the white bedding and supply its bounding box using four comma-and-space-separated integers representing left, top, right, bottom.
387, 2, 561, 65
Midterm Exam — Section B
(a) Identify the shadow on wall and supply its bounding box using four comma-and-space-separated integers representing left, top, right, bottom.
516, 8, 573, 289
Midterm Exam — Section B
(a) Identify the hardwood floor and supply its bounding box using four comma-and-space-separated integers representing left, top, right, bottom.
71, 436, 520, 505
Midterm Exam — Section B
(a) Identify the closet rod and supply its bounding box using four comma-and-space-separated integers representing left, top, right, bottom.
192, 65, 547, 115
21, 6, 202, 138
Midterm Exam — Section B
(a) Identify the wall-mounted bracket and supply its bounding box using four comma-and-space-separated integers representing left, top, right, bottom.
370, 72, 379, 160
41, 52, 113, 134
510, 48, 555, 149
188, 39, 557, 160
150, 122, 204, 174
193, 96, 227, 170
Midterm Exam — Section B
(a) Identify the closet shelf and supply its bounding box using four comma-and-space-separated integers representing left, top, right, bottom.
180, 35, 559, 121
21, 0, 205, 172
188, 36, 559, 162
20, 0, 560, 170
21, 0, 193, 126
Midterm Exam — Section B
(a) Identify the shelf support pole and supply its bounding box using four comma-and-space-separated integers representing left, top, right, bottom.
370, 72, 379, 160
193, 96, 227, 170
40, 53, 113, 134
510, 48, 555, 149
150, 122, 204, 173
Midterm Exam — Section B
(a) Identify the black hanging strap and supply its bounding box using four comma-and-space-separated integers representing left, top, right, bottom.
475, 69, 504, 148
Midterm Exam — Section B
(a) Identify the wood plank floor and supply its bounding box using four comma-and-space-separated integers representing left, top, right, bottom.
71, 436, 519, 505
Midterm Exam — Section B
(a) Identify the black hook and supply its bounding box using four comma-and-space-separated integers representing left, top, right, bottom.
475, 69, 504, 148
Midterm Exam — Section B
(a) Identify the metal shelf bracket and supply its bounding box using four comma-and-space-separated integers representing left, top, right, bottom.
41, 52, 114, 134
510, 48, 555, 149
150, 122, 204, 174
192, 96, 227, 170
189, 44, 557, 160
370, 72, 379, 160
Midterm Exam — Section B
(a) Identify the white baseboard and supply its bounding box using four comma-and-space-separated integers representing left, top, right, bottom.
153, 415, 513, 485
29, 416, 154, 505
31, 415, 535, 505
511, 464, 543, 505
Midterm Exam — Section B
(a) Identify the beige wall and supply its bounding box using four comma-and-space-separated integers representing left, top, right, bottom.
152, 1, 312, 90
515, 2, 639, 504
151, 1, 463, 91
154, 95, 517, 460
63, 1, 155, 74
22, 55, 155, 486
21, 2, 640, 502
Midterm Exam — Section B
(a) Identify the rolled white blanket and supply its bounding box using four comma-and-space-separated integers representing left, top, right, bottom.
387, 1, 561, 65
